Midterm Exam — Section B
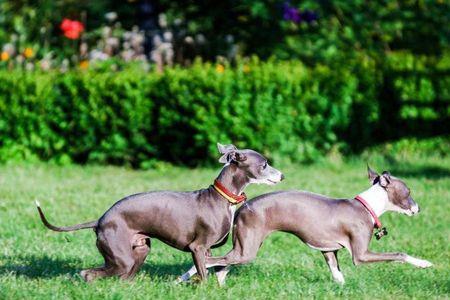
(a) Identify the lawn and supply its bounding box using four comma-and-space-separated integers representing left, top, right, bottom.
0, 156, 449, 299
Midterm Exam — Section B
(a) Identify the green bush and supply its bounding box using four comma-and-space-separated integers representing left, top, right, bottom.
0, 69, 158, 166
0, 55, 449, 167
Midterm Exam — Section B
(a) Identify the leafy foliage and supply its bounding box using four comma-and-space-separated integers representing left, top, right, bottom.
0, 54, 448, 167
1, 1, 448, 64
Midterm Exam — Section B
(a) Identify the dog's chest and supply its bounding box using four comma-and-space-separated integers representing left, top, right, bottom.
215, 205, 236, 244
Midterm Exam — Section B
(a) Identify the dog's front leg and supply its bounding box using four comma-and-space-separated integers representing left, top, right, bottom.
176, 248, 213, 283
353, 251, 433, 268
351, 232, 433, 268
190, 244, 208, 281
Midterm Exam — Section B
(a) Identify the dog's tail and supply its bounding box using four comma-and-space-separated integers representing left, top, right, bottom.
35, 200, 98, 232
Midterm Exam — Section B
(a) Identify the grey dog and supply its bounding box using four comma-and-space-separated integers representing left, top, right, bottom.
181, 166, 433, 285
36, 143, 284, 282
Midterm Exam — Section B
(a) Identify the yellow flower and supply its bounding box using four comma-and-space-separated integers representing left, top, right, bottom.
216, 64, 225, 73
1, 51, 9, 61
79, 60, 89, 69
23, 47, 34, 58
243, 64, 250, 73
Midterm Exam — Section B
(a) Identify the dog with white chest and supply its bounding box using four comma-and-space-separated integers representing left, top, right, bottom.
180, 166, 433, 285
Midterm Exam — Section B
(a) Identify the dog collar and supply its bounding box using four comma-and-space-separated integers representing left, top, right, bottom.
355, 195, 388, 240
355, 195, 382, 228
213, 179, 247, 205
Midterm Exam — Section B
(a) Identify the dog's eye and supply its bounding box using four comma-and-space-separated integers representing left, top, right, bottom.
262, 162, 267, 169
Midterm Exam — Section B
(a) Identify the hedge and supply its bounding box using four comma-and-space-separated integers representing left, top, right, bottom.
0, 55, 449, 167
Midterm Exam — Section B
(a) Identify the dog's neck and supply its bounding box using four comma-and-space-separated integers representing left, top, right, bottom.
357, 184, 389, 217
216, 164, 248, 195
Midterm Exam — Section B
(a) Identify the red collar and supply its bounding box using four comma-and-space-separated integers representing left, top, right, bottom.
213, 179, 247, 205
355, 195, 382, 228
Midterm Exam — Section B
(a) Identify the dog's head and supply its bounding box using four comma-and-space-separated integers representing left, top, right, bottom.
217, 143, 284, 185
367, 166, 419, 216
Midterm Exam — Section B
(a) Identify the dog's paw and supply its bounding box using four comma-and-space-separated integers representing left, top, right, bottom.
190, 274, 203, 284
331, 270, 345, 285
216, 274, 227, 287
406, 256, 433, 268
333, 275, 345, 285
80, 270, 95, 282
174, 276, 187, 284
416, 259, 433, 268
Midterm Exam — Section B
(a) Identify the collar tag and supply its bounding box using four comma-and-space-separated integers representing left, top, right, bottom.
375, 227, 388, 240
355, 195, 388, 240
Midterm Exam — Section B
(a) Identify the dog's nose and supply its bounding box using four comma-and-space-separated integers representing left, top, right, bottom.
280, 174, 285, 181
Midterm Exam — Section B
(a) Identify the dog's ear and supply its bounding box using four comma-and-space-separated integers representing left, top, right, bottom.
217, 143, 248, 164
233, 151, 247, 162
218, 143, 239, 163
217, 143, 237, 155
379, 171, 391, 188
218, 151, 247, 164
367, 164, 379, 184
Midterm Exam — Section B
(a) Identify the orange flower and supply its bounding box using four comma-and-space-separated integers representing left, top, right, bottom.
243, 64, 250, 73
216, 64, 225, 73
1, 51, 9, 61
79, 60, 89, 69
23, 47, 34, 58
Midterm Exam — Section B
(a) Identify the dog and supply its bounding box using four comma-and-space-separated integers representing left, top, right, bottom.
180, 166, 433, 285
36, 143, 284, 281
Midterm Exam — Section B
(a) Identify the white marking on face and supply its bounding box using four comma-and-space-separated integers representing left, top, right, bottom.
249, 165, 283, 185
405, 255, 433, 268
385, 200, 416, 216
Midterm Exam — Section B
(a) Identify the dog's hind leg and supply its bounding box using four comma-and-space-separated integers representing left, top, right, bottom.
214, 265, 231, 286
80, 227, 136, 282
125, 235, 151, 279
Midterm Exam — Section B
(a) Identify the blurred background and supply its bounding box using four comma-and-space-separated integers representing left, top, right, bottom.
0, 0, 449, 167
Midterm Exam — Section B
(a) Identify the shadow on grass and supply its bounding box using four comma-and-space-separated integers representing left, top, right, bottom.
0, 255, 81, 279
382, 156, 450, 180
0, 254, 192, 280
141, 261, 192, 279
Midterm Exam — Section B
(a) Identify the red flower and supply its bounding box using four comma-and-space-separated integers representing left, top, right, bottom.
60, 19, 84, 40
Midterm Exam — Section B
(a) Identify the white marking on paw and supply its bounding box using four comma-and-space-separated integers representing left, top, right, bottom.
405, 256, 433, 268
216, 268, 229, 286
178, 265, 197, 282
330, 266, 345, 284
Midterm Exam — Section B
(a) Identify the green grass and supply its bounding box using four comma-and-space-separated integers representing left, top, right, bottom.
0, 156, 449, 299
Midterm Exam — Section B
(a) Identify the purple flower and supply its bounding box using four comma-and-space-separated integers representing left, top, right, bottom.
283, 2, 301, 23
282, 2, 318, 24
